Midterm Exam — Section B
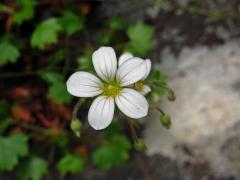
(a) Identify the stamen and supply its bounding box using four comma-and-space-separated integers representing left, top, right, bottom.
102, 81, 121, 97
135, 80, 144, 91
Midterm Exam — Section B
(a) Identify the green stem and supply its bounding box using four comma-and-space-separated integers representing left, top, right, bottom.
72, 98, 86, 120
151, 105, 165, 115
126, 118, 138, 142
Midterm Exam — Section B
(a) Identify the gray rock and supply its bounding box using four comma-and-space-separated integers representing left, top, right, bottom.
96, 0, 153, 23
144, 39, 240, 179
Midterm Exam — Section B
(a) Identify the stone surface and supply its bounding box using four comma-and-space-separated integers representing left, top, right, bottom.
144, 39, 240, 179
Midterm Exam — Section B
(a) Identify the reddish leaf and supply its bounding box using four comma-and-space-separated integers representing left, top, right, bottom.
74, 144, 89, 161
12, 87, 32, 99
79, 3, 91, 16
49, 100, 72, 120
10, 126, 23, 134
6, 16, 12, 30
11, 104, 33, 122
37, 112, 58, 128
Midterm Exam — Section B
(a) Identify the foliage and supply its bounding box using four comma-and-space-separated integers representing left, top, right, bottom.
48, 81, 72, 104
78, 52, 93, 71
39, 71, 72, 104
148, 69, 167, 101
0, 0, 174, 178
59, 10, 85, 35
92, 123, 131, 170
17, 156, 48, 180
0, 134, 29, 171
0, 41, 20, 66
126, 21, 154, 56
105, 17, 125, 30
13, 0, 36, 25
31, 18, 62, 49
57, 154, 85, 176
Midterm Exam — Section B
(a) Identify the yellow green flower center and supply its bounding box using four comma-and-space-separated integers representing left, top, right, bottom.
135, 80, 144, 91
102, 81, 121, 97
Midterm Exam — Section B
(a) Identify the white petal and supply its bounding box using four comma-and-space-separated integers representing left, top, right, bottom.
116, 57, 147, 87
116, 88, 148, 119
140, 85, 151, 95
92, 47, 117, 82
118, 52, 133, 66
66, 72, 103, 97
88, 96, 115, 130
142, 59, 152, 80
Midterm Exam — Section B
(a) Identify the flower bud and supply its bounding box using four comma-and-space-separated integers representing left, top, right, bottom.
167, 90, 176, 101
160, 114, 171, 129
134, 139, 147, 151
70, 118, 82, 137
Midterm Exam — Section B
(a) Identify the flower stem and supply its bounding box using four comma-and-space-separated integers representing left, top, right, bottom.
151, 105, 165, 115
126, 118, 138, 142
72, 98, 86, 120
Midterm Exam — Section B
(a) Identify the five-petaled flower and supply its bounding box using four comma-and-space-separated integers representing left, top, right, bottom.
66, 47, 151, 130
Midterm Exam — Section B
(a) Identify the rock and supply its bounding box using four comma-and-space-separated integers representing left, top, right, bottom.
144, 39, 240, 179
95, 0, 153, 23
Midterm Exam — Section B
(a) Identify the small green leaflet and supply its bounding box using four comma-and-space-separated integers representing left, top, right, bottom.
126, 21, 154, 56
31, 18, 62, 49
0, 134, 29, 171
48, 81, 72, 104
58, 10, 84, 35
57, 154, 85, 176
13, 0, 36, 25
17, 156, 48, 180
148, 69, 167, 101
103, 122, 123, 139
39, 71, 72, 104
39, 71, 64, 84
105, 17, 125, 30
91, 134, 131, 170
0, 41, 20, 66
78, 53, 93, 71
48, 50, 65, 67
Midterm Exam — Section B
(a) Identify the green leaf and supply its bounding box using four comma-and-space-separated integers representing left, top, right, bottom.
0, 4, 12, 13
0, 134, 29, 171
100, 33, 113, 45
58, 10, 84, 35
126, 21, 154, 56
17, 156, 48, 180
48, 50, 65, 67
57, 154, 85, 176
0, 100, 10, 118
148, 69, 167, 101
103, 122, 123, 139
13, 0, 36, 25
48, 81, 72, 104
39, 71, 72, 104
0, 118, 12, 134
105, 17, 125, 30
111, 135, 131, 151
31, 18, 62, 49
39, 71, 64, 84
92, 134, 131, 170
0, 41, 20, 66
78, 53, 93, 71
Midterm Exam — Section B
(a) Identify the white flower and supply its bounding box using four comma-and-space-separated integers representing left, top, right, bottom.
119, 52, 152, 95
67, 47, 151, 130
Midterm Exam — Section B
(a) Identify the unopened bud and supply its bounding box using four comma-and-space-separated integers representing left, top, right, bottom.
134, 139, 147, 151
167, 90, 176, 101
70, 119, 82, 137
160, 114, 171, 129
